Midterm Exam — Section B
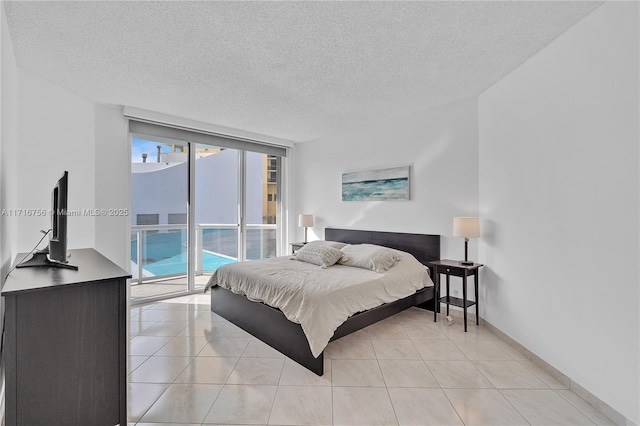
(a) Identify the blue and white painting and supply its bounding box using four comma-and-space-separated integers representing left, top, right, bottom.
342, 166, 410, 201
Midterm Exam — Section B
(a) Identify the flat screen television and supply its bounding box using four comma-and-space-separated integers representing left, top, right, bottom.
17, 171, 78, 270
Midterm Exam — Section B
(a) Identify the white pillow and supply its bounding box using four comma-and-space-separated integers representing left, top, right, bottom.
339, 244, 399, 273
293, 244, 344, 268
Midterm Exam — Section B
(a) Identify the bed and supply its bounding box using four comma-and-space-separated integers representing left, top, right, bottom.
206, 228, 440, 375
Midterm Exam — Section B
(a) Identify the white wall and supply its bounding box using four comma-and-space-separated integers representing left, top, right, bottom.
15, 69, 96, 253
1, 65, 131, 273
0, 3, 19, 421
0, 44, 130, 273
292, 98, 479, 261
478, 2, 639, 423
95, 104, 129, 268
1, 2, 18, 275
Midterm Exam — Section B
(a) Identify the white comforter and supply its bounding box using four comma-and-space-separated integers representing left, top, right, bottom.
204, 250, 433, 357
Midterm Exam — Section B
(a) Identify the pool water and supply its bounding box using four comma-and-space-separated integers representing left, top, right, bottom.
131, 230, 236, 276
141, 251, 236, 276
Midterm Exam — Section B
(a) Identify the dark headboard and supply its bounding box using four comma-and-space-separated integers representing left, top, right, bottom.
325, 228, 440, 266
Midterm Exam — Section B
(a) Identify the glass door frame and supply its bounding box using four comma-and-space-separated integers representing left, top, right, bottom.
130, 138, 284, 305
238, 150, 246, 267
187, 143, 196, 292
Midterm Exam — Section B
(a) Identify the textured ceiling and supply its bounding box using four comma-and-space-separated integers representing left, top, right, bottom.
4, 1, 601, 143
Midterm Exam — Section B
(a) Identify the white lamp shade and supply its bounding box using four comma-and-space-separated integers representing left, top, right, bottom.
298, 214, 314, 227
453, 217, 480, 238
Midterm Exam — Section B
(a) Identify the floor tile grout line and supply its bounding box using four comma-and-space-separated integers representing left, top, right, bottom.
422, 359, 446, 390
127, 354, 151, 377
129, 318, 162, 338
130, 381, 172, 424
469, 357, 498, 390
265, 362, 287, 426
198, 380, 225, 425
439, 386, 470, 426
515, 359, 567, 390
374, 348, 400, 426
330, 373, 334, 426
511, 360, 554, 390
331, 385, 336, 426
471, 360, 551, 391
552, 389, 605, 426
495, 388, 535, 426
380, 367, 401, 425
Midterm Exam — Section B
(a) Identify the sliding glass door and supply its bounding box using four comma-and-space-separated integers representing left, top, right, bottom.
193, 144, 239, 289
130, 137, 189, 299
130, 137, 282, 302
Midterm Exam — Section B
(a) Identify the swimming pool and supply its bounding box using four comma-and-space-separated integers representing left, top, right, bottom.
140, 251, 236, 276
131, 230, 236, 276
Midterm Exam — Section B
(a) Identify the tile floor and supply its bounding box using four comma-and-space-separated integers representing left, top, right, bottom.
127, 294, 615, 425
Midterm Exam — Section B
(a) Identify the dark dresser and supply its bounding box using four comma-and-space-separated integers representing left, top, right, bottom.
2, 248, 130, 425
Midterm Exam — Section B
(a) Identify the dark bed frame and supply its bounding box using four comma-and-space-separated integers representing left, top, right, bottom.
210, 228, 440, 375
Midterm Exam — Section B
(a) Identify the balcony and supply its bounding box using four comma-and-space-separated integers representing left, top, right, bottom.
130, 223, 277, 299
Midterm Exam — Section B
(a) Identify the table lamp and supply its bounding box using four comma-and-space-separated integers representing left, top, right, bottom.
298, 214, 314, 243
453, 217, 480, 266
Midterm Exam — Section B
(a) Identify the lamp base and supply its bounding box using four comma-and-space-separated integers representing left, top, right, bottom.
459, 260, 474, 266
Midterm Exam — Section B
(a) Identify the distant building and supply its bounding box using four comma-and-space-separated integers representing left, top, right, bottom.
263, 155, 278, 224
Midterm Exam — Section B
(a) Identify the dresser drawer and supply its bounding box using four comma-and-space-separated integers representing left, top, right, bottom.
435, 265, 468, 277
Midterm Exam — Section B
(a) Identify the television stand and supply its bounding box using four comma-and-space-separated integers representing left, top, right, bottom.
2, 248, 130, 425
15, 248, 78, 270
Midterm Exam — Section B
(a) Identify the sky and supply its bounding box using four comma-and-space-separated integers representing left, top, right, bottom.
131, 137, 167, 163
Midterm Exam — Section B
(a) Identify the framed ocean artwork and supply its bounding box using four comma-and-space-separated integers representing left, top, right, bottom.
342, 166, 410, 201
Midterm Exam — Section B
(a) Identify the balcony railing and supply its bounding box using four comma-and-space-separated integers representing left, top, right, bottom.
131, 223, 277, 284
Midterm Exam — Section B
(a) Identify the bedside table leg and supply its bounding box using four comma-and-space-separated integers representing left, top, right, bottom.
445, 275, 450, 316
475, 274, 479, 326
433, 272, 439, 322
463, 272, 468, 332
